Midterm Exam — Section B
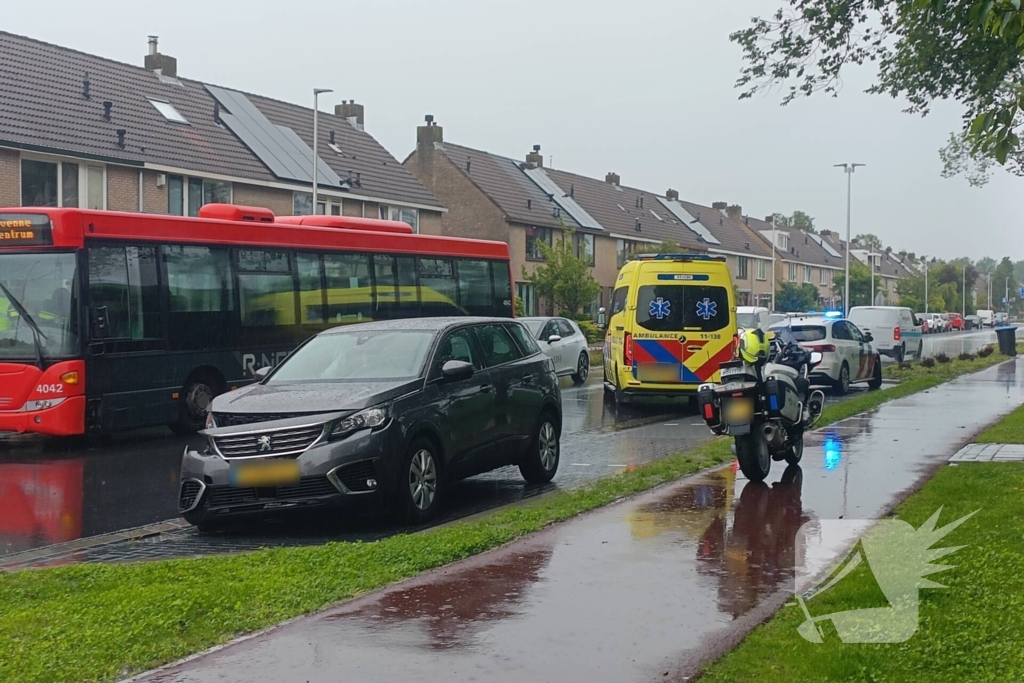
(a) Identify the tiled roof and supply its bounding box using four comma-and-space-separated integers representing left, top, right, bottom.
744, 215, 845, 270
542, 168, 706, 250
437, 141, 773, 255
437, 143, 585, 231
0, 31, 441, 208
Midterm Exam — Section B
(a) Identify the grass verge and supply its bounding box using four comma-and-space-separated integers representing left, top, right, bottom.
698, 405, 1024, 683
0, 346, 1018, 683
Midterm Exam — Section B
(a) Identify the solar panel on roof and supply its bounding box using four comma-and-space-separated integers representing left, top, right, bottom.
205, 85, 342, 187
655, 197, 722, 245
808, 232, 842, 258
521, 166, 604, 231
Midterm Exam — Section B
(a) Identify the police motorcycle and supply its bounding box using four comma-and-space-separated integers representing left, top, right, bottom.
696, 327, 825, 482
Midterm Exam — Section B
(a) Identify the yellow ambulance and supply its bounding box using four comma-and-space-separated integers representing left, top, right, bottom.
604, 253, 737, 402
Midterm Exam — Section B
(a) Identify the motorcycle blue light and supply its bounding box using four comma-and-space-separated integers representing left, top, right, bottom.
769, 395, 779, 411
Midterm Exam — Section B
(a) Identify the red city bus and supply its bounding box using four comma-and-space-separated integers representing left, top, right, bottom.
0, 205, 512, 437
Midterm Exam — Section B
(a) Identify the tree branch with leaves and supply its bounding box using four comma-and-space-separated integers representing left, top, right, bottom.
522, 227, 602, 317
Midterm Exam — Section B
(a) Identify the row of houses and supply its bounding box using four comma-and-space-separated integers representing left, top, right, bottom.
0, 31, 913, 316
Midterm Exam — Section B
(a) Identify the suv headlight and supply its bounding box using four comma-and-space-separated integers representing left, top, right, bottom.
330, 405, 390, 438
205, 412, 217, 429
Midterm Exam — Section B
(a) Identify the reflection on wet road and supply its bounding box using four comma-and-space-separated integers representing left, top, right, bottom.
138, 359, 1024, 683
0, 373, 694, 564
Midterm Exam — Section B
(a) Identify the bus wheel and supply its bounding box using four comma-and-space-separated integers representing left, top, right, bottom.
170, 375, 219, 435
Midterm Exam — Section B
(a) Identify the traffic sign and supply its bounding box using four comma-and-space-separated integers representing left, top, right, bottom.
1019, 286, 1024, 299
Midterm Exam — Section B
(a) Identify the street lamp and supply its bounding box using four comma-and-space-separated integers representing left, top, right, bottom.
312, 88, 333, 214
962, 264, 967, 317
835, 163, 865, 313
771, 215, 778, 311
921, 255, 929, 315
867, 251, 881, 306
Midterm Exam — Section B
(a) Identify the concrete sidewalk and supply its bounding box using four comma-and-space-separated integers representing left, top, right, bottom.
134, 359, 1024, 683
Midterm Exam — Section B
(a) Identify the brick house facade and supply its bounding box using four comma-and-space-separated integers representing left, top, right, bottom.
405, 119, 774, 317
0, 32, 443, 228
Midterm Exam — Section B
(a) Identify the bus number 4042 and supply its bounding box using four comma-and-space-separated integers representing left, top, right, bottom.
35, 384, 65, 394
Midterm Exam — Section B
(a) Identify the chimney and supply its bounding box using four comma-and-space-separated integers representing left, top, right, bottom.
526, 144, 543, 167
144, 36, 177, 78
726, 204, 742, 222
712, 201, 727, 210
765, 215, 775, 223
417, 114, 443, 147
605, 172, 620, 186
335, 100, 365, 130
666, 189, 679, 201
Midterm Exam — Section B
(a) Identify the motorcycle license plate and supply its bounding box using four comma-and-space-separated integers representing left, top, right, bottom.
231, 460, 300, 487
723, 398, 754, 425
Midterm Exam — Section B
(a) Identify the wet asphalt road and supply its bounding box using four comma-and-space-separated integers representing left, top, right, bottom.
0, 328, 1009, 565
133, 358, 1024, 683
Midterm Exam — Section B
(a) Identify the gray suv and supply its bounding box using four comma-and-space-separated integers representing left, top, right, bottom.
179, 318, 561, 528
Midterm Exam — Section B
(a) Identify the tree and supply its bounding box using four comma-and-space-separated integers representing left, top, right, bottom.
993, 256, 1018, 313
771, 210, 816, 233
775, 282, 820, 312
833, 260, 874, 308
522, 228, 602, 317
730, 1, 1024, 183
514, 295, 526, 317
854, 234, 883, 252
976, 256, 998, 275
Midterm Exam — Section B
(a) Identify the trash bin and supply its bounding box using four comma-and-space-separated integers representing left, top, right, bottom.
995, 326, 1018, 356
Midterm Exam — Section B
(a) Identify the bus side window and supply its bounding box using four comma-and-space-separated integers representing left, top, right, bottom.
456, 259, 494, 316
238, 250, 295, 327
325, 253, 372, 324
296, 253, 325, 324
491, 263, 513, 317
88, 246, 161, 340
418, 257, 457, 318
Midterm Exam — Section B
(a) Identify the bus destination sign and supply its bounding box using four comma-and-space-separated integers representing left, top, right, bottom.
0, 214, 53, 246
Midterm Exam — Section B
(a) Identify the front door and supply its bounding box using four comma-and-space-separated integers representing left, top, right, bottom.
430, 328, 495, 465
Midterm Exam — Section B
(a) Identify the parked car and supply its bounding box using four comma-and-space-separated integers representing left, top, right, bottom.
977, 309, 995, 327
736, 306, 771, 332
519, 316, 591, 384
949, 313, 965, 331
770, 316, 882, 394
996, 312, 1009, 325
940, 313, 951, 331
848, 306, 923, 362
929, 313, 947, 333
916, 314, 930, 334
179, 318, 562, 529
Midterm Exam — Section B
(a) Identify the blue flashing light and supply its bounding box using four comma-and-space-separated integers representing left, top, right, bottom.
769, 395, 779, 411
824, 309, 843, 318
824, 432, 843, 471
633, 253, 727, 263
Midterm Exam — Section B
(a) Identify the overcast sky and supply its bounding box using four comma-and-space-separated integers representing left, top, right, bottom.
6, 0, 1019, 261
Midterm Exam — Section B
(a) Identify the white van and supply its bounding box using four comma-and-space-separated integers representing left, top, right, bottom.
977, 309, 995, 327
848, 306, 924, 362
736, 306, 771, 332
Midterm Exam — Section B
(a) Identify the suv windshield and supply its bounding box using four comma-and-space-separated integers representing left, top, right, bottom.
268, 329, 434, 382
0, 253, 79, 360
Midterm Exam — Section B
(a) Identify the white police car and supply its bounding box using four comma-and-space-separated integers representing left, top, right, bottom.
770, 314, 882, 394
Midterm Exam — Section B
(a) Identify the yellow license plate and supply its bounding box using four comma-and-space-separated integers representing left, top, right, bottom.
637, 363, 681, 383
723, 398, 754, 424
231, 460, 300, 487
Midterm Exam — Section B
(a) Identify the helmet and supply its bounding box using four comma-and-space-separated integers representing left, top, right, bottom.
738, 328, 772, 364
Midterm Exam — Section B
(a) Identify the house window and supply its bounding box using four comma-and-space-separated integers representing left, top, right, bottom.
292, 193, 326, 216
759, 292, 772, 307
171, 175, 231, 215
804, 266, 813, 283
789, 263, 797, 282
380, 205, 419, 232
737, 256, 749, 280
574, 232, 595, 266
617, 239, 638, 267
777, 233, 789, 250
820, 269, 830, 285
526, 226, 553, 261
21, 158, 99, 208
149, 99, 189, 124
756, 259, 767, 280
515, 282, 537, 316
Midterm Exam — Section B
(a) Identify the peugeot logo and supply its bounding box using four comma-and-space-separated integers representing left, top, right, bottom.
257, 435, 273, 453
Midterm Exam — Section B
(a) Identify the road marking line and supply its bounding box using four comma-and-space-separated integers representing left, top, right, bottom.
664, 423, 678, 426
608, 464, 628, 468
571, 463, 593, 467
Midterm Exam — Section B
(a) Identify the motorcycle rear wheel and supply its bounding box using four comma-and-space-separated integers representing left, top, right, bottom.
735, 431, 771, 482
784, 434, 804, 466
